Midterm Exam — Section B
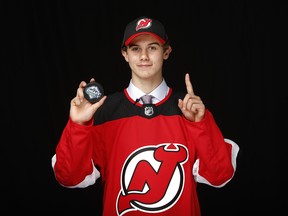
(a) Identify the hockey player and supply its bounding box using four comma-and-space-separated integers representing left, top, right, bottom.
52, 16, 239, 216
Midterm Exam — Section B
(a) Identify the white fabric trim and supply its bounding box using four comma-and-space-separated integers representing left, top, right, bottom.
192, 138, 239, 188
51, 154, 100, 188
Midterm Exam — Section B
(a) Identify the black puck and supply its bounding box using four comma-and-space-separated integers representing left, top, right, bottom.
83, 82, 104, 104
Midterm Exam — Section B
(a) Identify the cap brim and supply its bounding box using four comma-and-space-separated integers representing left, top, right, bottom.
124, 32, 166, 47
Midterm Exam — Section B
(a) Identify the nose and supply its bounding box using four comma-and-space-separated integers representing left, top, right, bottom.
140, 49, 149, 60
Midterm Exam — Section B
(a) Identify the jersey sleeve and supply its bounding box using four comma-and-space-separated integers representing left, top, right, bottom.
51, 118, 100, 188
185, 109, 240, 187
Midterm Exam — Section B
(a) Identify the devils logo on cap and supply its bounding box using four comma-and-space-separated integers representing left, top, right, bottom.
136, 18, 152, 31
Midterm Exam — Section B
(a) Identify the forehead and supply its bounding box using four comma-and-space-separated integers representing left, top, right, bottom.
129, 34, 161, 45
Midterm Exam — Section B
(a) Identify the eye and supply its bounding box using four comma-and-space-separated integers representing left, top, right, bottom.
130, 46, 140, 52
148, 46, 157, 51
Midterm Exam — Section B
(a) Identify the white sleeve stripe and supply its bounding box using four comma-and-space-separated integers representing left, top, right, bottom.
193, 138, 240, 188
51, 155, 101, 188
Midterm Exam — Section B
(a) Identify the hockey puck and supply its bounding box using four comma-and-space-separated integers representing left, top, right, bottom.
83, 81, 104, 104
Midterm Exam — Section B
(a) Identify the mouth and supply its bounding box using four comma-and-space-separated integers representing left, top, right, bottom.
138, 64, 152, 67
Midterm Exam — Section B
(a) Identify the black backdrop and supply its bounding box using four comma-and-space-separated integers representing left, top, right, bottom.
2, 1, 287, 215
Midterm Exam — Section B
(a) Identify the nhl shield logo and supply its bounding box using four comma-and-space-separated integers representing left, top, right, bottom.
144, 106, 154, 116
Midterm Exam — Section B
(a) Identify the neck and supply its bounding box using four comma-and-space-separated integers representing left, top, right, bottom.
131, 73, 163, 94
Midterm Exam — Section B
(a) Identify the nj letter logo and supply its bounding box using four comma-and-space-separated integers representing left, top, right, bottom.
116, 143, 188, 215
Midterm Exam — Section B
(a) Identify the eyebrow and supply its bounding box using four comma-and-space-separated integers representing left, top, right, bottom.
128, 42, 161, 47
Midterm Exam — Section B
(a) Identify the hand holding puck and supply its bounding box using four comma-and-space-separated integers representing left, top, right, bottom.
84, 82, 104, 104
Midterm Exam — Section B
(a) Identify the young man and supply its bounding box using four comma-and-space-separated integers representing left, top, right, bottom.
52, 16, 239, 216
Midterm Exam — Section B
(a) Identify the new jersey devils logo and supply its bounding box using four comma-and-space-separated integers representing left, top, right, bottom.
116, 143, 188, 215
136, 18, 152, 31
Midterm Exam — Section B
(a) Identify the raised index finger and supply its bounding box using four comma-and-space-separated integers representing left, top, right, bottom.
185, 73, 195, 95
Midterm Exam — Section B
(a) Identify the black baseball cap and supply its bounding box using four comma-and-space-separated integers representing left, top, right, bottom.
121, 16, 169, 48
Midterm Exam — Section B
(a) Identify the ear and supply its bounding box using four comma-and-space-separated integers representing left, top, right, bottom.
163, 46, 172, 60
121, 49, 129, 62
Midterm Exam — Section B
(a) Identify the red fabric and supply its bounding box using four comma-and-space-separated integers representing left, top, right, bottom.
53, 91, 236, 216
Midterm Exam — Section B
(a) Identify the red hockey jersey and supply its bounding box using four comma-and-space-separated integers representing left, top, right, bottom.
52, 88, 239, 216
